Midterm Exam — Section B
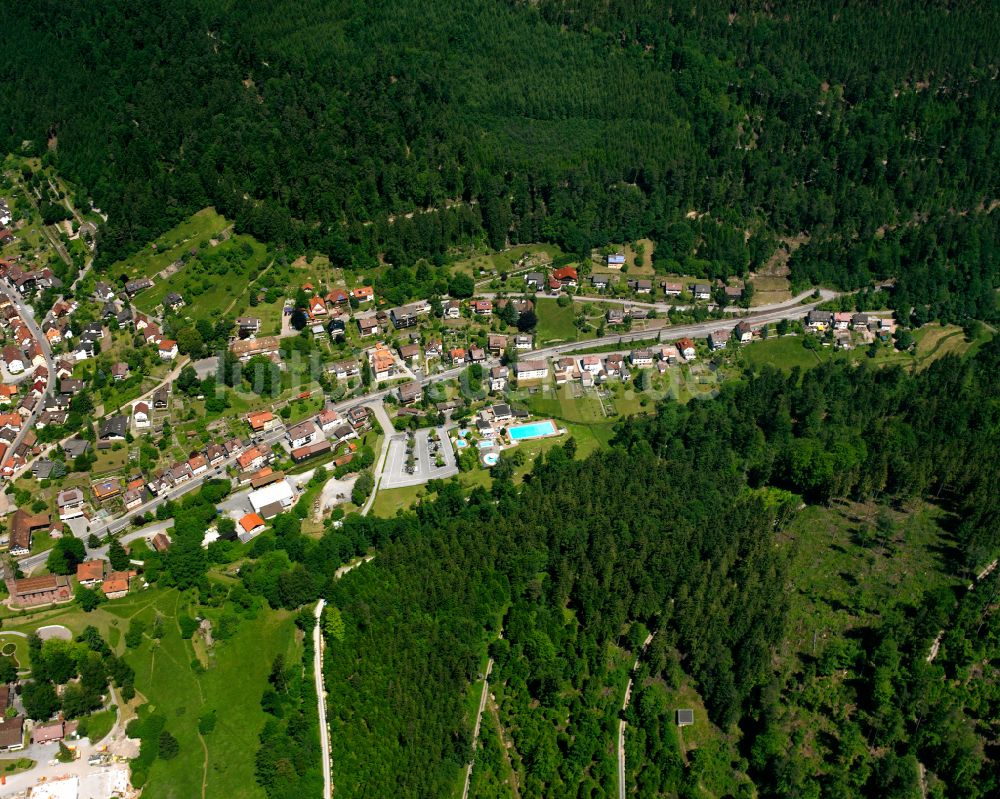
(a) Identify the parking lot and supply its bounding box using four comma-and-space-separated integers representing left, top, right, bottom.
381, 427, 458, 489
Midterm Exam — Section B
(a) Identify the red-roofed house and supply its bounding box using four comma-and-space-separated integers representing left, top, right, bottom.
158, 339, 178, 360
552, 266, 578, 286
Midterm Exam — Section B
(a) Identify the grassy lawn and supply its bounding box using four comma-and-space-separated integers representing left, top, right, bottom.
0, 633, 30, 673
133, 233, 270, 323
749, 274, 792, 306
120, 589, 301, 799
743, 336, 833, 371
371, 483, 427, 518
91, 446, 130, 476
534, 298, 578, 344
0, 587, 299, 799
0, 757, 35, 776
452, 243, 565, 279
79, 707, 116, 743
110, 208, 229, 281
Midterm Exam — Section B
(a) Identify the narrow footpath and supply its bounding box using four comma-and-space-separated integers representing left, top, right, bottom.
618, 633, 654, 799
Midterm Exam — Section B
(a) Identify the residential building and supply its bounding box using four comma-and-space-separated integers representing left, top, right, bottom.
287, 420, 319, 449
76, 560, 106, 587
630, 349, 654, 367
351, 286, 374, 303
606, 253, 626, 269
239, 513, 266, 541
472, 299, 493, 316
514, 334, 533, 351
99, 415, 128, 441
488, 334, 507, 356
734, 320, 753, 343
552, 266, 578, 286
92, 479, 120, 503
370, 344, 396, 380
165, 292, 185, 310
398, 343, 421, 364
358, 316, 379, 337
709, 329, 731, 350
449, 347, 466, 365
102, 571, 133, 600
57, 488, 86, 520
237, 447, 266, 472
807, 310, 834, 331
691, 283, 711, 300
158, 339, 178, 360
246, 410, 277, 433
230, 336, 280, 362
133, 401, 150, 428
9, 510, 49, 555
514, 360, 548, 382
327, 358, 360, 380
398, 381, 422, 405
677, 337, 696, 360
188, 453, 208, 476
489, 366, 508, 392
443, 300, 461, 319
0, 716, 24, 752
236, 317, 261, 336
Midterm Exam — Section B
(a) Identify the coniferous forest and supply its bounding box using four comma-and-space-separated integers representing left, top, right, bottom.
2, 1, 1000, 319
313, 341, 1000, 799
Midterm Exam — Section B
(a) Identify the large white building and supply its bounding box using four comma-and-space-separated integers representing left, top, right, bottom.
247, 480, 296, 519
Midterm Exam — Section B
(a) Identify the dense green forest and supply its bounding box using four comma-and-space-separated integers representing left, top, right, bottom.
305, 339, 1000, 798
119, 335, 1000, 796
3, 1, 999, 318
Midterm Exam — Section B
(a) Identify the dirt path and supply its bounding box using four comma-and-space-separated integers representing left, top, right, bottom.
927, 558, 998, 662
487, 696, 521, 799
461, 651, 496, 799
221, 258, 275, 316
618, 633, 654, 799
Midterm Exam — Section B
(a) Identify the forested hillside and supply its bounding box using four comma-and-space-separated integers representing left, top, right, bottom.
311, 339, 1000, 798
3, 1, 999, 317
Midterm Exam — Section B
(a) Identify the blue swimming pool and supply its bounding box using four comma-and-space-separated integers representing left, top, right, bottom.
477, 440, 494, 449
482, 452, 499, 466
508, 420, 558, 441
454, 438, 468, 449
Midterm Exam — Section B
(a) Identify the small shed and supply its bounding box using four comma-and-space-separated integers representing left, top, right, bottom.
676, 709, 694, 727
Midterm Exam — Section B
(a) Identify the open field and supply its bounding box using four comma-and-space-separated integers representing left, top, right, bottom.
452, 243, 565, 279
749, 274, 792, 306
0, 588, 299, 799
122, 589, 301, 799
534, 297, 579, 344
742, 336, 831, 371
110, 208, 230, 282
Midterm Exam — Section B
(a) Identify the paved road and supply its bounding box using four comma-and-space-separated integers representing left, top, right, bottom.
461, 650, 497, 799
477, 288, 834, 316
11, 287, 836, 560
313, 599, 332, 799
618, 633, 654, 799
360, 401, 393, 516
